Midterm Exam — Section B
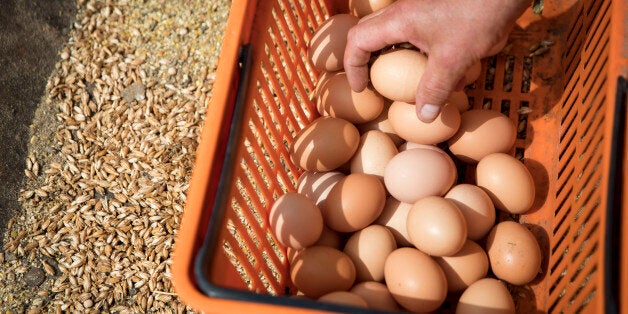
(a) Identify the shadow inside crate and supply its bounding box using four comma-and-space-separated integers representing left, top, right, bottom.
512, 223, 550, 314
510, 158, 550, 216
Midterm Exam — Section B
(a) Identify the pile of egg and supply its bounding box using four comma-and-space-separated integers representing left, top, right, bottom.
269, 2, 541, 313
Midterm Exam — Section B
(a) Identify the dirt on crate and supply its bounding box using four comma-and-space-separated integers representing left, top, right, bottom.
0, 0, 231, 312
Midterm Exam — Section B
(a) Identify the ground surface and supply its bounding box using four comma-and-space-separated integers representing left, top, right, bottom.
0, 0, 76, 248
0, 0, 230, 312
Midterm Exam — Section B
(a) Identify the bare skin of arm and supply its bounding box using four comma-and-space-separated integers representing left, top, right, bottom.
344, 0, 529, 122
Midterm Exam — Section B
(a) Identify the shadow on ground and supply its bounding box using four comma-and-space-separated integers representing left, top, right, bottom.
0, 0, 75, 243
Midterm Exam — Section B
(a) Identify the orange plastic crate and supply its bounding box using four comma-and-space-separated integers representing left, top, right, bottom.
172, 0, 628, 312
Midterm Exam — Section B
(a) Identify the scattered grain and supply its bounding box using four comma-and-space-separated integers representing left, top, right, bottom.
1, 0, 230, 311
177, 27, 188, 36
528, 39, 554, 57
42, 260, 56, 276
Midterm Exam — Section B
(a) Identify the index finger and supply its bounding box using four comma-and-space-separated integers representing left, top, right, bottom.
343, 5, 408, 92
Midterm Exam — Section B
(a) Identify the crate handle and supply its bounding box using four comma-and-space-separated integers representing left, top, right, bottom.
194, 44, 254, 295
605, 76, 627, 314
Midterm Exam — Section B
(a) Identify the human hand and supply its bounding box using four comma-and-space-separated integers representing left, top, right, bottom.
344, 0, 529, 122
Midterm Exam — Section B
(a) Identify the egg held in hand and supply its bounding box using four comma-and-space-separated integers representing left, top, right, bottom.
370, 48, 427, 103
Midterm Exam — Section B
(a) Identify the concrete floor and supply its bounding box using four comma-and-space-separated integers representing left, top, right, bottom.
0, 0, 75, 243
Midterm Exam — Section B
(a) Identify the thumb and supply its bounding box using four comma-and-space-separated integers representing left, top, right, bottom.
415, 54, 467, 122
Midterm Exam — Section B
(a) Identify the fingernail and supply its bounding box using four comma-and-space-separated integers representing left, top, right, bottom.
420, 104, 441, 122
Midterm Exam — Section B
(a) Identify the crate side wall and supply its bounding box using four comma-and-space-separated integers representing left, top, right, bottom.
208, 0, 331, 295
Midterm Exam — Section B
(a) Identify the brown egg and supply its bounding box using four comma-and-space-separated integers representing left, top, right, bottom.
269, 193, 323, 249
314, 225, 345, 249
315, 72, 335, 116
456, 278, 515, 314
370, 49, 427, 103
384, 148, 457, 204
476, 153, 535, 214
320, 72, 384, 123
447, 109, 516, 163
445, 184, 496, 241
384, 248, 447, 312
389, 101, 461, 144
351, 281, 400, 311
297, 171, 345, 206
290, 117, 360, 172
318, 291, 368, 308
463, 60, 482, 86
308, 14, 359, 72
321, 173, 386, 232
349, 0, 396, 17
433, 240, 489, 293
344, 225, 397, 282
357, 100, 405, 146
374, 197, 413, 247
350, 130, 398, 181
486, 221, 542, 285
407, 196, 467, 256
449, 90, 470, 112
290, 246, 356, 298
